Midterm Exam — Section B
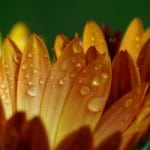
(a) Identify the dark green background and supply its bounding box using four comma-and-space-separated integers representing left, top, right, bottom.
0, 0, 149, 51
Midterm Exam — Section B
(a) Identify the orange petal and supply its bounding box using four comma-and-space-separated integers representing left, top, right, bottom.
22, 117, 50, 150
40, 37, 86, 147
96, 132, 121, 150
82, 21, 108, 54
106, 50, 140, 109
94, 83, 148, 147
3, 112, 27, 150
141, 27, 150, 47
9, 22, 30, 51
119, 94, 150, 150
119, 18, 144, 61
54, 34, 69, 58
0, 61, 13, 118
137, 39, 150, 82
17, 34, 51, 118
2, 37, 22, 111
55, 47, 111, 146
56, 126, 93, 150
0, 99, 6, 149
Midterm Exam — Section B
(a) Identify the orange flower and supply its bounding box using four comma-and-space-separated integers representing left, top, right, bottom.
0, 18, 150, 150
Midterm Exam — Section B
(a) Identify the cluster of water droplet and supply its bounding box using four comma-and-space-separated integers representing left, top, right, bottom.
0, 80, 9, 104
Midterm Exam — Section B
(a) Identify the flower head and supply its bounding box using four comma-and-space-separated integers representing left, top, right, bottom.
0, 18, 150, 150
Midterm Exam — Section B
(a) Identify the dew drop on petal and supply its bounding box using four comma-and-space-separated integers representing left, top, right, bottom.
101, 72, 108, 79
125, 98, 133, 108
59, 79, 64, 85
70, 70, 78, 78
25, 74, 29, 79
92, 76, 101, 87
1, 94, 7, 100
39, 80, 44, 85
0, 81, 7, 89
22, 64, 27, 70
28, 53, 32, 58
135, 35, 140, 42
87, 97, 104, 113
33, 69, 38, 74
80, 85, 90, 95
94, 64, 102, 71
27, 86, 38, 97
91, 36, 95, 42
28, 81, 34, 85
73, 42, 83, 53
13, 55, 20, 64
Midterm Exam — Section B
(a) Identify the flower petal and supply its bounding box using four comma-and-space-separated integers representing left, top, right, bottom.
22, 117, 50, 150
2, 37, 22, 112
0, 99, 6, 149
54, 34, 69, 58
137, 39, 150, 82
119, 94, 150, 150
94, 83, 148, 147
55, 47, 111, 146
40, 37, 86, 147
9, 22, 30, 51
0, 61, 13, 118
56, 126, 93, 150
3, 112, 27, 150
141, 28, 150, 47
82, 21, 108, 54
106, 50, 140, 109
96, 132, 121, 150
119, 18, 144, 61
17, 34, 51, 118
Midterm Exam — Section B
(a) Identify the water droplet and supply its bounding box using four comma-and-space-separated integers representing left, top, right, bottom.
80, 85, 90, 95
92, 73, 108, 87
125, 98, 133, 108
92, 76, 101, 86
73, 42, 83, 53
28, 53, 32, 58
91, 36, 95, 42
101, 72, 108, 79
13, 55, 20, 64
0, 81, 7, 89
88, 97, 104, 113
39, 80, 44, 85
94, 64, 102, 71
33, 69, 38, 74
28, 80, 35, 85
135, 36, 140, 42
22, 64, 27, 70
25, 74, 29, 79
76, 62, 82, 68
1, 94, 7, 100
70, 70, 78, 78
59, 79, 64, 85
27, 86, 38, 97
50, 75, 54, 80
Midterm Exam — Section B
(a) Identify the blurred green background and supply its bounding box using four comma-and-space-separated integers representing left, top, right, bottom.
0, 0, 149, 52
